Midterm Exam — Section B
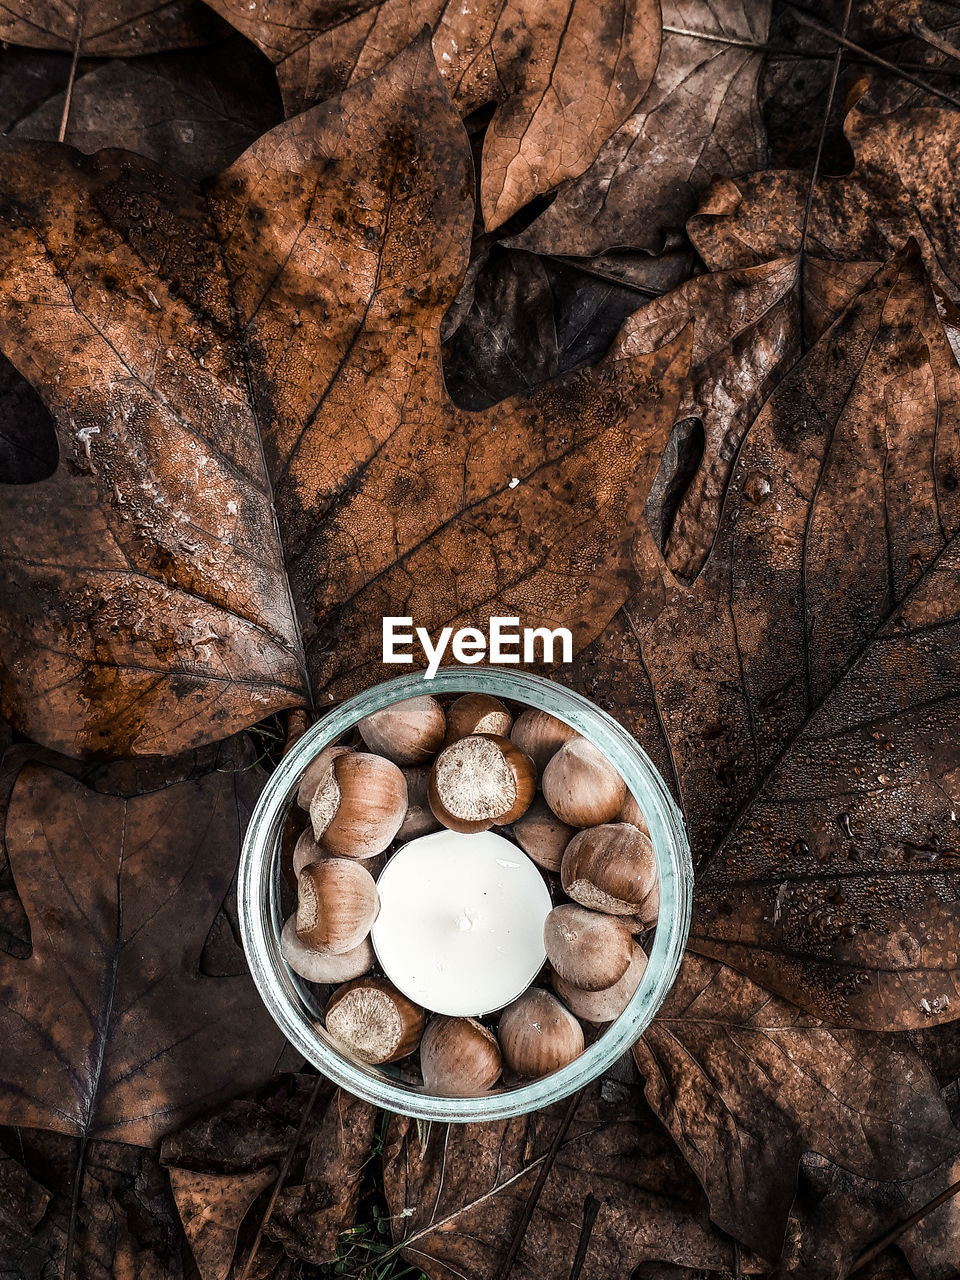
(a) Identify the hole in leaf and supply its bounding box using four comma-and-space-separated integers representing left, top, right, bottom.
644, 416, 705, 554
0, 354, 58, 484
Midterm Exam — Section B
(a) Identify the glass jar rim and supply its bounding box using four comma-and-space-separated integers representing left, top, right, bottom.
237, 667, 693, 1122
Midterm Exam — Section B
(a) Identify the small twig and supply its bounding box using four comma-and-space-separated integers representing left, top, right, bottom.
910, 16, 960, 63
797, 0, 853, 350
568, 1194, 601, 1280
788, 6, 960, 109
62, 1134, 88, 1280
58, 3, 84, 144
493, 1085, 588, 1280
237, 1073, 325, 1280
845, 1175, 960, 1275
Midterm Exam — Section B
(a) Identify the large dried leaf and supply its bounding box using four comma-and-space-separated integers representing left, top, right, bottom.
0, 41, 689, 756
0, 0, 224, 54
10, 40, 284, 180
689, 99, 960, 302
635, 955, 960, 1263
0, 754, 285, 1146
512, 0, 770, 257
162, 1075, 377, 1276
206, 0, 661, 229
778, 1149, 960, 1279
577, 249, 960, 1033
383, 1080, 762, 1279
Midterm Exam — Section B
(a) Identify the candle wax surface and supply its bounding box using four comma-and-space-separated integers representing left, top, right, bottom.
370, 829, 553, 1017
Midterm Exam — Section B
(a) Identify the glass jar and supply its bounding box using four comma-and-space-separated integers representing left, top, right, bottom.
237, 668, 692, 1122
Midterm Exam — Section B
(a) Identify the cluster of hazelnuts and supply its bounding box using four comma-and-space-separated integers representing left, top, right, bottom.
280, 692, 658, 1097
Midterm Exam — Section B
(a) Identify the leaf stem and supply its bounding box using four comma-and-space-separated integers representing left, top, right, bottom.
62, 1133, 87, 1280
846, 1175, 960, 1275
58, 3, 84, 144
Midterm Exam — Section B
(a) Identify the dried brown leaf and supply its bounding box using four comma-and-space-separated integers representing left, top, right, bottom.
206, 0, 661, 229
0, 41, 690, 756
0, 0, 224, 54
512, 0, 770, 257
10, 40, 284, 180
0, 755, 285, 1146
777, 1149, 960, 1279
586, 248, 960, 1032
0, 1148, 49, 1247
690, 99, 960, 303
382, 1079, 762, 1279
636, 954, 960, 1263
168, 1166, 276, 1280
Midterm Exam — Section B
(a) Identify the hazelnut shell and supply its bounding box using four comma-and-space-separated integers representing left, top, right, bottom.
444, 693, 513, 744
420, 1016, 503, 1096
561, 823, 657, 914
281, 916, 374, 984
543, 903, 633, 991
357, 696, 446, 765
551, 944, 648, 1023
325, 976, 425, 1065
297, 744, 351, 810
428, 733, 535, 834
509, 708, 579, 775
498, 989, 584, 1078
541, 739, 625, 827
511, 797, 575, 873
310, 752, 408, 857
295, 859, 379, 955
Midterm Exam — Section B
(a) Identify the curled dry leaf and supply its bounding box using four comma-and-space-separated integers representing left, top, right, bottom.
207, 0, 661, 230
0, 0, 224, 54
635, 955, 960, 1264
512, 0, 770, 257
0, 39, 688, 758
579, 249, 960, 1033
161, 1075, 377, 1274
777, 1149, 960, 1280
10, 40, 284, 180
0, 756, 285, 1146
689, 98, 960, 303
382, 1080, 762, 1278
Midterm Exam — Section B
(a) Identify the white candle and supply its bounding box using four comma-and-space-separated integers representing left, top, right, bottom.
370, 829, 552, 1017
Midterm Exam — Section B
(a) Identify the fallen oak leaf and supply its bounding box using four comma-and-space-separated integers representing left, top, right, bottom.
0, 756, 286, 1146
634, 954, 960, 1265
579, 248, 960, 1031
382, 1080, 764, 1278
510, 0, 770, 258
205, 0, 661, 230
688, 96, 960, 303
0, 40, 690, 755
0, 0, 225, 55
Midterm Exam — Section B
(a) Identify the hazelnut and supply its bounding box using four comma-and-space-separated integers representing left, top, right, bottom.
324, 976, 425, 1064
297, 744, 351, 810
357, 695, 446, 764
543, 904, 633, 991
310, 752, 407, 857
551, 944, 648, 1023
561, 823, 657, 915
281, 915, 374, 984
420, 1016, 503, 1096
509, 709, 579, 775
618, 792, 650, 836
296, 859, 379, 955
541, 739, 625, 827
293, 827, 324, 876
395, 766, 442, 842
627, 881, 660, 932
444, 693, 513, 744
498, 989, 584, 1078
428, 734, 535, 834
511, 797, 575, 873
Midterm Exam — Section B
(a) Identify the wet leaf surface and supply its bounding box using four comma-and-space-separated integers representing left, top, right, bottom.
0, 40, 688, 758
690, 97, 960, 302
207, 0, 662, 230
512, 0, 771, 257
634, 954, 960, 1262
0, 743, 286, 1146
